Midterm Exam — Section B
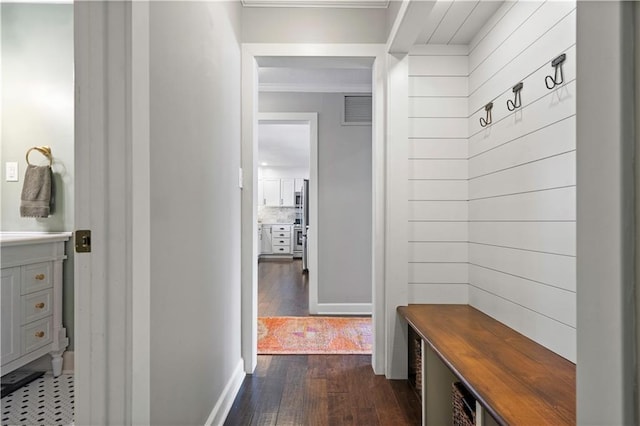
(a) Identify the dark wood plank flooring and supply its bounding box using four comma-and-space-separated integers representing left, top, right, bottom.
226, 259, 421, 425
259, 259, 308, 316
224, 355, 421, 426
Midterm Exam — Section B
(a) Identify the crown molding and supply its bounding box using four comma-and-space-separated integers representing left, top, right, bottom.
242, 0, 389, 8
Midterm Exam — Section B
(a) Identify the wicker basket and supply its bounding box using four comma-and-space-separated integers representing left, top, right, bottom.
452, 382, 476, 426
408, 330, 422, 399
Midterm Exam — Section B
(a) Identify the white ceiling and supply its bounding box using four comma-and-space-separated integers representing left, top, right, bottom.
416, 0, 504, 45
258, 123, 310, 169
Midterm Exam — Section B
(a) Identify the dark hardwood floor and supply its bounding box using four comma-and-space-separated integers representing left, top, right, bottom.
259, 259, 308, 316
225, 259, 421, 425
224, 355, 422, 426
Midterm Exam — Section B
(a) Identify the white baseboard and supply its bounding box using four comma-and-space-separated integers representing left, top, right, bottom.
204, 359, 245, 426
314, 303, 372, 316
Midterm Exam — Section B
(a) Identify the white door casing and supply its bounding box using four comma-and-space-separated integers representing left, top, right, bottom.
74, 1, 151, 424
241, 44, 387, 375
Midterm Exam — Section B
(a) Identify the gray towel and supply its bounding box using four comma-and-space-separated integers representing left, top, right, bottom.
20, 164, 51, 218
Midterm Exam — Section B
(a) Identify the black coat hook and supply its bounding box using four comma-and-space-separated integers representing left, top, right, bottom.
545, 53, 566, 89
507, 82, 523, 111
480, 102, 493, 127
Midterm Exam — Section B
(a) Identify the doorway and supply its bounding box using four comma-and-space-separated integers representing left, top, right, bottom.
240, 44, 387, 374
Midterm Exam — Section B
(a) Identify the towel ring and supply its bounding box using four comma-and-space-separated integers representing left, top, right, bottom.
26, 146, 53, 167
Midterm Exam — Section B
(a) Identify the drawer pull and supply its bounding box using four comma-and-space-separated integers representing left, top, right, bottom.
35, 331, 45, 338
35, 302, 45, 309
35, 274, 45, 281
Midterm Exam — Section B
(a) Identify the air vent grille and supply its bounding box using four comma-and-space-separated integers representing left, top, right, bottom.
343, 95, 372, 125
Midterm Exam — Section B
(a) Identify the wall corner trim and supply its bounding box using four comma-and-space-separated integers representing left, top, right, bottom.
204, 359, 245, 426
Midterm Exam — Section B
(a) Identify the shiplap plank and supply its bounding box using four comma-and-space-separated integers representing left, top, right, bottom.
469, 1, 544, 71
409, 55, 468, 76
409, 159, 468, 180
469, 80, 576, 157
409, 180, 468, 201
409, 44, 469, 56
409, 76, 468, 97
409, 201, 468, 221
409, 139, 468, 159
469, 151, 575, 200
409, 97, 468, 118
409, 118, 469, 139
408, 263, 468, 284
469, 243, 575, 292
429, 1, 479, 44
469, 22, 576, 114
469, 116, 575, 177
469, 265, 576, 327
470, 2, 576, 93
468, 1, 516, 53
408, 283, 469, 304
408, 222, 468, 242
469, 187, 575, 221
469, 286, 576, 362
409, 242, 468, 263
469, 221, 576, 256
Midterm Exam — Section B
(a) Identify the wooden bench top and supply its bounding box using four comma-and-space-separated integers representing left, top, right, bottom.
397, 304, 576, 425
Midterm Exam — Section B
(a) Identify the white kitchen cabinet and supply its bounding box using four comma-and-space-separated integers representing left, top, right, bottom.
0, 232, 71, 377
262, 179, 280, 206
294, 178, 305, 194
271, 225, 292, 254
260, 226, 272, 254
280, 179, 295, 207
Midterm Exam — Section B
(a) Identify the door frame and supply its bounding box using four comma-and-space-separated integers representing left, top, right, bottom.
257, 113, 319, 312
241, 43, 387, 374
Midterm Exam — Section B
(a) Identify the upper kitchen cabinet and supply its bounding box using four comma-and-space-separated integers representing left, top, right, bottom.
258, 177, 296, 207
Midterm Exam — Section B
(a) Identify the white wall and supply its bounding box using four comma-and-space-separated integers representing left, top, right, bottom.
242, 7, 387, 43
407, 46, 469, 304
258, 167, 309, 179
1, 3, 75, 350
149, 2, 242, 424
260, 92, 372, 305
467, 1, 577, 362
405, 1, 577, 362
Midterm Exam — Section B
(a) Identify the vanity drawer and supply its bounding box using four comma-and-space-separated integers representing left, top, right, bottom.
272, 238, 291, 247
22, 289, 53, 325
21, 262, 52, 295
22, 317, 53, 354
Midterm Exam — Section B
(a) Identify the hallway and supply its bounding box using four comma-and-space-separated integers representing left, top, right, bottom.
225, 260, 419, 425
224, 355, 421, 426
259, 260, 308, 317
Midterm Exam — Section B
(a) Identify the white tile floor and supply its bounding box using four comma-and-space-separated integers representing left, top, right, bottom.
1, 373, 73, 426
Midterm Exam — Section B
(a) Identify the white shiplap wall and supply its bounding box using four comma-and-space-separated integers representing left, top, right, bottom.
406, 0, 577, 362
408, 46, 469, 304
467, 0, 576, 362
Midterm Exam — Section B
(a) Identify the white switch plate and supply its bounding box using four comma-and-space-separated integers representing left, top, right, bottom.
6, 162, 18, 182
238, 167, 243, 189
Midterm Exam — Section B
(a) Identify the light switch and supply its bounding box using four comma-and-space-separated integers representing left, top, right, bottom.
6, 162, 18, 182
238, 167, 243, 189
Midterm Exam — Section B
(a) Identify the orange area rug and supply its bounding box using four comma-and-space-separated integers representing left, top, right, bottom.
257, 316, 372, 355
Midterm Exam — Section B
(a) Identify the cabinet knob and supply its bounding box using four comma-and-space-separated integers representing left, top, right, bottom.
35, 331, 45, 338
35, 274, 45, 281
35, 302, 45, 309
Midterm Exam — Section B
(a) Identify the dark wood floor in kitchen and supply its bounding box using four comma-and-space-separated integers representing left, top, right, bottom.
224, 259, 422, 425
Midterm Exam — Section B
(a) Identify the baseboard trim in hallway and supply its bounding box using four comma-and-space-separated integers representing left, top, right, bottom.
314, 303, 372, 316
205, 359, 245, 426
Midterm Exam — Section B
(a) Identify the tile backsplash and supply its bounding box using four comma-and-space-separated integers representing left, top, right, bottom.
258, 206, 296, 224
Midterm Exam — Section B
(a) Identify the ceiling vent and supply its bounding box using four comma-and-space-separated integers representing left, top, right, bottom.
342, 94, 372, 125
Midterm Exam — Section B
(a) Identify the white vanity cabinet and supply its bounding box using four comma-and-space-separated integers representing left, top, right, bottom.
1, 232, 71, 377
